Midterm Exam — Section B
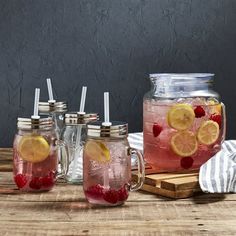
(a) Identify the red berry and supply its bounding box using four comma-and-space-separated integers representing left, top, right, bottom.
118, 185, 129, 202
29, 177, 43, 190
103, 189, 119, 204
85, 184, 104, 200
42, 175, 54, 188
14, 174, 27, 189
194, 106, 205, 118
180, 157, 194, 169
210, 114, 222, 128
153, 123, 163, 137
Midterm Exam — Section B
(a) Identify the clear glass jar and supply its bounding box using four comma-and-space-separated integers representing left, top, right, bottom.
61, 112, 98, 184
143, 73, 226, 172
13, 117, 69, 192
38, 101, 67, 177
83, 121, 145, 206
38, 101, 67, 138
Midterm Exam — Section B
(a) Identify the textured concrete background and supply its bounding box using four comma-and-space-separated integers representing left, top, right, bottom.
0, 0, 236, 146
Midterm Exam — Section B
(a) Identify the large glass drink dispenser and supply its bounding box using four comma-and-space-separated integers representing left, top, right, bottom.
143, 73, 226, 172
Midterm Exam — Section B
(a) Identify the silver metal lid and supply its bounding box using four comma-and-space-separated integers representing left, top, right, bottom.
38, 101, 67, 113
17, 117, 53, 130
87, 121, 128, 138
64, 112, 99, 125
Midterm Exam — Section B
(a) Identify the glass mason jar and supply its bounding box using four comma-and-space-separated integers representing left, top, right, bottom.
13, 117, 69, 192
38, 101, 67, 177
143, 73, 226, 172
83, 121, 145, 206
38, 101, 67, 138
61, 112, 99, 184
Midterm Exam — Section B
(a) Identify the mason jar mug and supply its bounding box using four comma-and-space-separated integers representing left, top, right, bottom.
83, 121, 145, 206
13, 117, 69, 192
61, 112, 98, 184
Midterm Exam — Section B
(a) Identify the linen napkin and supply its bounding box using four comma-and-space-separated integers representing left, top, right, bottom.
128, 133, 236, 193
199, 140, 236, 193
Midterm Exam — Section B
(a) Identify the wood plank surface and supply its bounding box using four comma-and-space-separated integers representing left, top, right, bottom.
0, 149, 236, 235
0, 148, 12, 172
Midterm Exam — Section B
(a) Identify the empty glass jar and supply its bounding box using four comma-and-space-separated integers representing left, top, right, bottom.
61, 112, 98, 184
38, 101, 67, 138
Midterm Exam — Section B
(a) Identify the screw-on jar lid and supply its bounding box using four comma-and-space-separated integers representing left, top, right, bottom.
17, 117, 53, 130
87, 121, 128, 138
64, 112, 99, 125
38, 101, 67, 114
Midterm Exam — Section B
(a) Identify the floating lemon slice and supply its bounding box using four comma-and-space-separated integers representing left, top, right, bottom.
84, 140, 110, 163
171, 131, 198, 157
168, 104, 195, 130
18, 135, 50, 163
197, 120, 219, 145
207, 100, 222, 114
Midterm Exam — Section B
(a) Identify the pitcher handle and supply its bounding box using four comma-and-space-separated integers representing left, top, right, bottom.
56, 140, 69, 179
128, 147, 145, 191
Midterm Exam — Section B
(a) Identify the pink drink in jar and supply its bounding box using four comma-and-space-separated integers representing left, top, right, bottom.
13, 117, 68, 192
83, 121, 145, 206
143, 74, 226, 172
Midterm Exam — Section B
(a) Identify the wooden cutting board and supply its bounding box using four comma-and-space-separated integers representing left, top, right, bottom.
132, 170, 202, 199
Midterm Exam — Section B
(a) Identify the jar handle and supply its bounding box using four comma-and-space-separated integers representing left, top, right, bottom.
56, 140, 69, 179
128, 147, 145, 191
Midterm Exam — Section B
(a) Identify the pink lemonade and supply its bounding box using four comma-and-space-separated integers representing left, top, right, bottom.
143, 98, 225, 172
13, 133, 58, 192
83, 139, 130, 206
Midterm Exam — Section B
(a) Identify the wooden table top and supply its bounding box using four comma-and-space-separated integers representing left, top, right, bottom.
1, 148, 236, 236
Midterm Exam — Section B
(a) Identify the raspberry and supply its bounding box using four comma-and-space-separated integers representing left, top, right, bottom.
29, 177, 43, 190
42, 175, 55, 188
118, 185, 129, 202
85, 184, 104, 200
194, 106, 205, 118
103, 189, 119, 204
153, 123, 163, 137
210, 114, 222, 128
180, 157, 194, 169
14, 174, 27, 189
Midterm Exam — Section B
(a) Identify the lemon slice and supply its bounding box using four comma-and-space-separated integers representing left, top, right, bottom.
197, 120, 219, 145
84, 140, 110, 163
208, 100, 221, 114
168, 104, 195, 130
171, 131, 198, 157
18, 135, 50, 163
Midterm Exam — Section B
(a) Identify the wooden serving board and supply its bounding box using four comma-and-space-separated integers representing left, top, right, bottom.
132, 171, 202, 199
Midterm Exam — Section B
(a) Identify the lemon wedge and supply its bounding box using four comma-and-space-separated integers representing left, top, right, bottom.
84, 140, 110, 163
18, 135, 50, 163
171, 131, 198, 157
168, 104, 195, 130
197, 120, 219, 145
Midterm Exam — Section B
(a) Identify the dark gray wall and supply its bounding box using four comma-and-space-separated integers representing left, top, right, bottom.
0, 0, 236, 146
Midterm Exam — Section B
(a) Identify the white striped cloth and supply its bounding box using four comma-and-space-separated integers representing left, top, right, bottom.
128, 132, 143, 152
128, 133, 236, 193
200, 140, 236, 193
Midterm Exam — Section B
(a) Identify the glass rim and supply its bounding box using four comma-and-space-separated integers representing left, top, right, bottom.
149, 73, 215, 80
